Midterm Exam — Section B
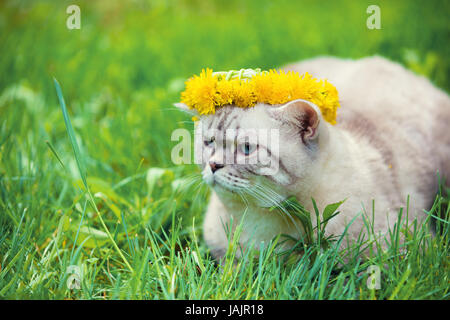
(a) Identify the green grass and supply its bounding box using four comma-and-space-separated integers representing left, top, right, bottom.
0, 0, 449, 299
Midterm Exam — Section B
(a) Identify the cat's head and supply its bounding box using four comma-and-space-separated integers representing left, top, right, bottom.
175, 99, 328, 205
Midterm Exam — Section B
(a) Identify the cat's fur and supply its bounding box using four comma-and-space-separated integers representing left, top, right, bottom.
176, 56, 450, 260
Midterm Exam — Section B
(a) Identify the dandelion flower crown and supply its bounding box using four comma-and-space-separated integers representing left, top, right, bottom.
180, 68, 340, 124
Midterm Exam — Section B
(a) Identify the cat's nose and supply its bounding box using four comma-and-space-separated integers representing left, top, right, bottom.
209, 162, 224, 173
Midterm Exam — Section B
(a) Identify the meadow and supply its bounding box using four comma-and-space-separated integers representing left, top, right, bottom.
0, 0, 449, 299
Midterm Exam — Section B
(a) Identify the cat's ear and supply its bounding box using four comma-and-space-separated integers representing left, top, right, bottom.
174, 102, 199, 116
270, 99, 320, 141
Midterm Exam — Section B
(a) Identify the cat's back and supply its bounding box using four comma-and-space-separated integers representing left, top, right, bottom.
284, 55, 450, 189
284, 55, 449, 122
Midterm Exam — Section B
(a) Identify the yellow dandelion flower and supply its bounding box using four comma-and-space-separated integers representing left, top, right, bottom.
215, 78, 237, 106
252, 73, 274, 104
234, 80, 256, 108
265, 70, 291, 104
179, 68, 340, 124
181, 68, 217, 115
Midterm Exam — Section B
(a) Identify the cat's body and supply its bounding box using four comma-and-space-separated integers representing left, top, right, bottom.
178, 56, 450, 260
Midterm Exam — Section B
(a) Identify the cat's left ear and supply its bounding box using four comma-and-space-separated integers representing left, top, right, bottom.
269, 99, 320, 141
174, 102, 199, 116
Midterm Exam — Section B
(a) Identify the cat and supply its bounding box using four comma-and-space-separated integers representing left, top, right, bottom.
175, 56, 450, 260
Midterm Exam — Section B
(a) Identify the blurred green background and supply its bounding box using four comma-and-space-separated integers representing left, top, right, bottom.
0, 0, 449, 299
1, 0, 448, 176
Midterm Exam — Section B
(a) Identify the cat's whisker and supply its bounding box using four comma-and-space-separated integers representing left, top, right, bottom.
177, 120, 195, 125
249, 182, 303, 234
215, 173, 250, 190
252, 182, 284, 202
237, 190, 250, 211
174, 173, 210, 205
175, 173, 202, 195
191, 180, 209, 204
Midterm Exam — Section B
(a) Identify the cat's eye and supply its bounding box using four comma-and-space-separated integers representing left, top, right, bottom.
239, 142, 256, 156
204, 137, 215, 147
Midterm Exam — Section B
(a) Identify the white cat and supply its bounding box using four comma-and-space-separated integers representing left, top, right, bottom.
175, 56, 450, 259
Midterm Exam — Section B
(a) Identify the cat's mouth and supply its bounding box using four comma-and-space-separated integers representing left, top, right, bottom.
202, 168, 288, 207
202, 170, 249, 193
210, 174, 249, 193
207, 174, 286, 206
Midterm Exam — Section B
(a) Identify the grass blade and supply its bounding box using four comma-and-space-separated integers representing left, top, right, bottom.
53, 78, 87, 188
53, 78, 134, 273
